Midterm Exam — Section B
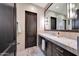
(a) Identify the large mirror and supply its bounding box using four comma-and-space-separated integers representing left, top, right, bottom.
44, 3, 79, 32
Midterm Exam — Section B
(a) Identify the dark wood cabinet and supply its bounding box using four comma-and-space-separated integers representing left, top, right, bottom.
38, 36, 47, 55
46, 42, 52, 56
52, 43, 76, 56
53, 43, 76, 56
38, 35, 76, 56
51, 44, 76, 56
38, 36, 42, 49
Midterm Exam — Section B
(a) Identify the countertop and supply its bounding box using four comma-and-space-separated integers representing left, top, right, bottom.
38, 32, 78, 55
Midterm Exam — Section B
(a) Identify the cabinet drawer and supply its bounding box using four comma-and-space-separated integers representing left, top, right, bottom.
52, 44, 76, 56
52, 44, 64, 56
55, 46, 64, 54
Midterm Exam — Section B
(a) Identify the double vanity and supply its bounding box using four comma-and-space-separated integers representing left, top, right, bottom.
38, 32, 77, 56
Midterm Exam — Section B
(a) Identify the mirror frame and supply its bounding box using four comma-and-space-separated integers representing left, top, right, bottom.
44, 3, 79, 32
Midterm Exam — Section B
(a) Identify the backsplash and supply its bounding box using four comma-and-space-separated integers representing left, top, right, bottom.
44, 31, 79, 40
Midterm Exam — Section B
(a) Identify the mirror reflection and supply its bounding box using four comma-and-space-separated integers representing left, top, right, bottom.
45, 3, 79, 31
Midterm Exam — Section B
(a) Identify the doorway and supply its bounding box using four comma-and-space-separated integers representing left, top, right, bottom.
51, 17, 56, 30
25, 11, 37, 48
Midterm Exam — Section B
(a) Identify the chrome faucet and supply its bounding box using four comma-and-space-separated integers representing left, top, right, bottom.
57, 32, 60, 37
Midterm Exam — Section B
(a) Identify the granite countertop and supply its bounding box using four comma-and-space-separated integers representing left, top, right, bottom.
38, 32, 78, 55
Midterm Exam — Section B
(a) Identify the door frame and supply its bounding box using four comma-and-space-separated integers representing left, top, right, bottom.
25, 10, 37, 48
14, 3, 17, 56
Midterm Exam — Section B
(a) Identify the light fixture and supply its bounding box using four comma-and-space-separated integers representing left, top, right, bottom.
70, 3, 75, 9
67, 3, 76, 19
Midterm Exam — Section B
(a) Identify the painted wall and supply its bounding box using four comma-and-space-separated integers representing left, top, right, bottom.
16, 3, 44, 55
45, 10, 56, 30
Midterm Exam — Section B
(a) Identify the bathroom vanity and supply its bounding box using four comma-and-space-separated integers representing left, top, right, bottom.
41, 3, 79, 56
38, 32, 77, 56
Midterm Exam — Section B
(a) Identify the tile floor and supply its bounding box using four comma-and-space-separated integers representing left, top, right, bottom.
17, 46, 45, 56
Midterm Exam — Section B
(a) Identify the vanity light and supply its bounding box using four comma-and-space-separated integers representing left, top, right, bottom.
70, 3, 75, 9
75, 7, 78, 10
67, 3, 76, 19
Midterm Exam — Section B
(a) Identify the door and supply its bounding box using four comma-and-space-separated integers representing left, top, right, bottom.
25, 11, 37, 48
64, 20, 66, 30
51, 17, 56, 30
0, 4, 16, 56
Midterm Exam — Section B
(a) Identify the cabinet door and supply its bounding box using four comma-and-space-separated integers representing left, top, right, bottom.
52, 44, 76, 56
52, 44, 56, 56
38, 36, 42, 49
46, 42, 52, 56
52, 44, 64, 56
38, 36, 47, 55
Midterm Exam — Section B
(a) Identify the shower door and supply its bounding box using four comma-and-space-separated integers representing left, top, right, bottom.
0, 3, 16, 56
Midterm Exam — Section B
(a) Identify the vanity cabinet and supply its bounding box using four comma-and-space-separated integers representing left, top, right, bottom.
52, 44, 65, 56
38, 35, 76, 56
52, 44, 76, 56
38, 36, 42, 49
46, 42, 53, 56
38, 36, 47, 55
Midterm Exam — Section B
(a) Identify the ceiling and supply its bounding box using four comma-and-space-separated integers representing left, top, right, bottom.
3, 3, 14, 7
3, 3, 48, 8
33, 3, 48, 8
48, 3, 67, 16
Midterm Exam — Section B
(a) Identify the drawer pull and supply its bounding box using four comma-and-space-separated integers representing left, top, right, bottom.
56, 48, 63, 53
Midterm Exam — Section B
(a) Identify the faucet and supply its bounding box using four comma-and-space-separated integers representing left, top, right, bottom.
57, 32, 60, 37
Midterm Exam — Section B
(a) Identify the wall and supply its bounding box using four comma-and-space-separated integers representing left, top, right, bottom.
45, 10, 56, 30
16, 3, 44, 55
